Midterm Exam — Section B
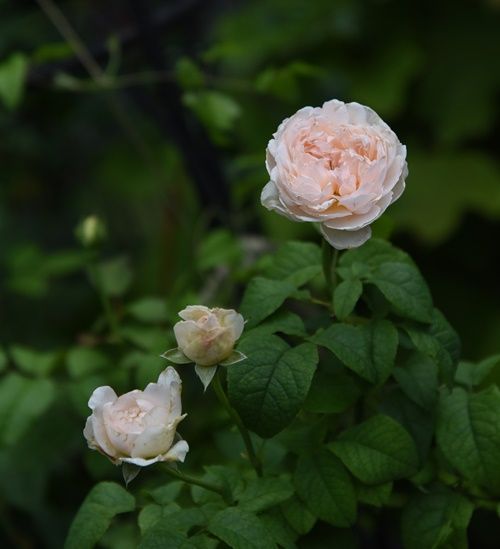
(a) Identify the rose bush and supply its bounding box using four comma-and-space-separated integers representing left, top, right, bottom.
261, 99, 408, 249
84, 366, 188, 467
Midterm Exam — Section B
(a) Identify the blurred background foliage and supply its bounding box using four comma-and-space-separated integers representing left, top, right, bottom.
1, 0, 500, 547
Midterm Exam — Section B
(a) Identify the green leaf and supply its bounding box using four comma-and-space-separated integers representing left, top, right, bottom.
220, 351, 247, 366
65, 482, 135, 549
128, 297, 169, 323
191, 465, 242, 505
0, 53, 28, 110
161, 348, 193, 364
259, 509, 297, 549
120, 325, 166, 352
430, 309, 461, 365
138, 503, 180, 534
90, 256, 132, 297
240, 277, 297, 328
401, 490, 473, 549
227, 335, 318, 437
263, 241, 322, 286
312, 319, 398, 384
355, 481, 393, 508
339, 238, 412, 271
241, 310, 306, 340
304, 369, 360, 414
393, 352, 439, 410
294, 450, 356, 527
237, 476, 294, 513
255, 61, 321, 102
368, 262, 433, 323
390, 151, 500, 243
280, 495, 316, 535
333, 279, 363, 320
10, 346, 59, 377
66, 347, 110, 378
175, 56, 205, 90
197, 229, 242, 271
148, 481, 184, 505
0, 373, 55, 446
0, 348, 6, 373
183, 91, 241, 144
402, 318, 457, 385
436, 386, 500, 494
208, 507, 277, 548
138, 524, 189, 549
455, 354, 500, 388
379, 389, 435, 465
329, 414, 419, 484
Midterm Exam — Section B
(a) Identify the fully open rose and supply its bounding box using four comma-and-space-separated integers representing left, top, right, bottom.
83, 366, 188, 467
261, 99, 408, 249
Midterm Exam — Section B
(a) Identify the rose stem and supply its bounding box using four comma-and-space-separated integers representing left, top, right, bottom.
321, 240, 340, 295
161, 464, 232, 503
212, 369, 263, 477
331, 247, 339, 292
87, 261, 120, 340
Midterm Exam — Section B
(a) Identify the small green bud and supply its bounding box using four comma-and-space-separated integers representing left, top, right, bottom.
75, 215, 107, 248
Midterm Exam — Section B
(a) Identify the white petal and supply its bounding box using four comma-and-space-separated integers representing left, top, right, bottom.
88, 386, 117, 410
194, 364, 218, 391
163, 440, 189, 463
120, 455, 162, 467
320, 225, 372, 250
90, 406, 118, 457
390, 167, 407, 204
260, 180, 280, 209
178, 305, 211, 321
130, 424, 175, 459
83, 416, 95, 445
156, 365, 181, 387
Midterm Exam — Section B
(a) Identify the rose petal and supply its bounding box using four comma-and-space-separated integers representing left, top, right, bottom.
130, 424, 176, 459
178, 305, 211, 321
163, 440, 189, 463
88, 386, 117, 410
320, 224, 372, 250
90, 405, 119, 458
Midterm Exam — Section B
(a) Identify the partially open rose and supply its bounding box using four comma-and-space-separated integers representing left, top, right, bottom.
173, 306, 244, 367
166, 306, 246, 390
84, 367, 188, 467
261, 99, 407, 249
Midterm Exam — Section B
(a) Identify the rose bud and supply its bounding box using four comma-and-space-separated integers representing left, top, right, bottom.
83, 366, 188, 467
75, 214, 107, 248
261, 99, 408, 249
163, 306, 246, 390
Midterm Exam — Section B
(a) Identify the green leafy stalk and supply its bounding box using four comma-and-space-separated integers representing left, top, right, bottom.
87, 262, 120, 340
212, 369, 263, 477
321, 240, 339, 295
161, 465, 232, 503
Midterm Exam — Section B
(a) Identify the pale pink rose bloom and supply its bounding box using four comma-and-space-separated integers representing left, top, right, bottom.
173, 305, 245, 367
83, 367, 188, 467
261, 99, 408, 249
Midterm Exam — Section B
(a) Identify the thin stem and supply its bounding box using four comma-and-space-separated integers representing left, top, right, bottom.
162, 465, 230, 502
36, 0, 104, 81
322, 239, 333, 295
87, 263, 120, 340
212, 370, 263, 477
35, 0, 168, 189
322, 241, 340, 295
331, 247, 339, 292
